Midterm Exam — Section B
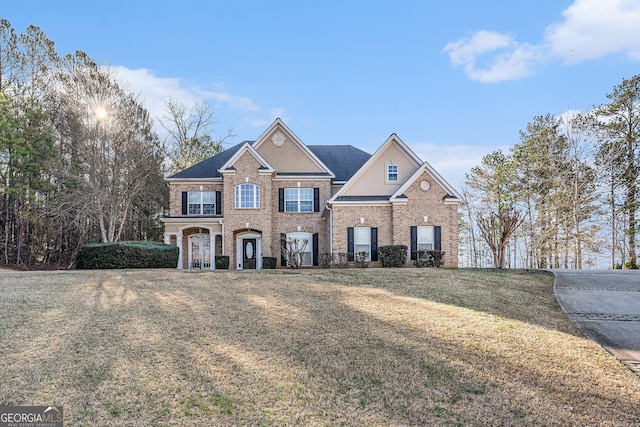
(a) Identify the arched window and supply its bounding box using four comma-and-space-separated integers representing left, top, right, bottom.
235, 184, 260, 209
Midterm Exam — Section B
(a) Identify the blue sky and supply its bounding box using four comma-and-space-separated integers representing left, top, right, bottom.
3, 0, 640, 187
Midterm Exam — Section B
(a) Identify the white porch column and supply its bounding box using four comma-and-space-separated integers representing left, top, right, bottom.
176, 234, 183, 269
164, 233, 171, 245
210, 233, 216, 270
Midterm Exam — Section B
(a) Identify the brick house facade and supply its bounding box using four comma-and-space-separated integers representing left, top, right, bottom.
162, 119, 462, 269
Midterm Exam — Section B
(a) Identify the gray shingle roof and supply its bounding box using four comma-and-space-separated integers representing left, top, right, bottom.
168, 142, 371, 182
168, 142, 245, 179
307, 145, 371, 182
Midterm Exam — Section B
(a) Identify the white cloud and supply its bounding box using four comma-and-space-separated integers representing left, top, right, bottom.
443, 31, 515, 66
545, 0, 640, 63
442, 31, 542, 83
203, 91, 260, 112
108, 65, 287, 138
110, 66, 263, 119
110, 66, 196, 122
444, 0, 640, 83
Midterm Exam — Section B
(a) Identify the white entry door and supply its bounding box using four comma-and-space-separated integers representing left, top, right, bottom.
189, 234, 211, 269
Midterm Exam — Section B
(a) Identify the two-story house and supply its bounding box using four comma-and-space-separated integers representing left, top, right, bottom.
162, 118, 462, 269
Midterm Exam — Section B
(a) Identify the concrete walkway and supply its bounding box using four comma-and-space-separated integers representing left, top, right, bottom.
553, 270, 640, 376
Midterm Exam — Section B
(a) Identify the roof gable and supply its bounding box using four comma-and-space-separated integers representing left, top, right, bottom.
219, 142, 275, 174
390, 162, 463, 203
330, 134, 423, 201
252, 119, 334, 177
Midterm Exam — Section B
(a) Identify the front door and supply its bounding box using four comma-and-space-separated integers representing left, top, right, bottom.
189, 235, 211, 269
243, 238, 257, 269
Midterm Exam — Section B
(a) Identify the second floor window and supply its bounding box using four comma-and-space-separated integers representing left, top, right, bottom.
235, 184, 260, 209
188, 192, 216, 215
285, 188, 313, 212
387, 165, 399, 182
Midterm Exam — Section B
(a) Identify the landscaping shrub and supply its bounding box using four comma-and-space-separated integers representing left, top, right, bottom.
75, 241, 178, 269
319, 253, 334, 269
215, 255, 230, 270
413, 250, 445, 268
624, 258, 638, 269
354, 251, 370, 268
378, 245, 408, 267
262, 256, 277, 269
335, 253, 349, 268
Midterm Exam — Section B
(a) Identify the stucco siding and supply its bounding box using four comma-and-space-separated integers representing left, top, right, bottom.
341, 142, 419, 197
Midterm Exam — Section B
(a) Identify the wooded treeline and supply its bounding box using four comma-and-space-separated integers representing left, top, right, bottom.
1, 19, 229, 268
463, 75, 640, 269
1, 20, 168, 268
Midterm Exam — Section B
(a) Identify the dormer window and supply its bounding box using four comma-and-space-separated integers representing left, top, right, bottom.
235, 184, 260, 209
387, 165, 399, 182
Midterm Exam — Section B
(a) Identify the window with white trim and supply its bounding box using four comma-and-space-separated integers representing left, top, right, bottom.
235, 184, 260, 209
285, 232, 312, 266
354, 227, 371, 261
387, 164, 398, 182
188, 192, 216, 215
284, 188, 313, 212
417, 226, 435, 251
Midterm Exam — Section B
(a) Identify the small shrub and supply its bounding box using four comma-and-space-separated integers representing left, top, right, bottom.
354, 251, 370, 268
413, 250, 445, 268
215, 255, 230, 269
335, 253, 349, 268
378, 245, 408, 268
75, 241, 178, 269
624, 258, 638, 269
319, 253, 334, 269
614, 262, 623, 270
262, 256, 277, 269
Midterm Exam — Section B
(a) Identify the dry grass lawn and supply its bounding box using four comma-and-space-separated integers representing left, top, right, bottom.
0, 268, 639, 426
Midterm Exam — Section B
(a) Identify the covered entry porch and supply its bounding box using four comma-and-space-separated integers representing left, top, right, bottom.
162, 218, 223, 270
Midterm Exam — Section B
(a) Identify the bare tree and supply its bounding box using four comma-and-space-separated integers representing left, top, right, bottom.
281, 237, 309, 269
466, 151, 524, 269
55, 52, 166, 242
476, 209, 524, 269
160, 99, 233, 172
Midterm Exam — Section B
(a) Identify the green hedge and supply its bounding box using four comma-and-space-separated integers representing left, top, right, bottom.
75, 241, 178, 269
413, 250, 445, 268
215, 255, 230, 269
262, 256, 277, 269
378, 245, 408, 268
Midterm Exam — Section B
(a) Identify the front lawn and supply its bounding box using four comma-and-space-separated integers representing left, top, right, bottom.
0, 268, 638, 426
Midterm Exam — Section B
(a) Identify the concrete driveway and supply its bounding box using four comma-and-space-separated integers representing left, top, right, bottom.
553, 270, 640, 376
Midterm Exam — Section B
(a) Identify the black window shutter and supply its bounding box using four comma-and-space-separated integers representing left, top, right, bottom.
410, 226, 417, 260
314, 188, 320, 212
181, 192, 188, 215
280, 233, 287, 266
312, 233, 319, 266
371, 227, 378, 261
278, 188, 284, 212
347, 227, 354, 261
434, 226, 442, 251
215, 191, 222, 215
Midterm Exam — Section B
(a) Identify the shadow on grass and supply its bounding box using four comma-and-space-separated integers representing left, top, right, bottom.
1, 269, 639, 426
